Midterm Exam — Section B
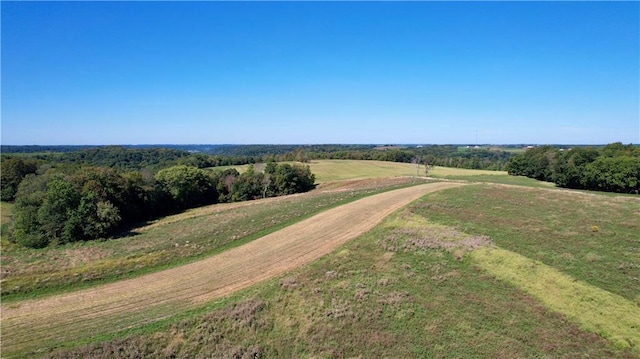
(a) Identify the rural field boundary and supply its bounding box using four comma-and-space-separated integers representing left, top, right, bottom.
1, 182, 464, 358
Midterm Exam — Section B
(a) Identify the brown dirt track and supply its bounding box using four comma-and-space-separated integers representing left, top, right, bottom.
1, 182, 463, 357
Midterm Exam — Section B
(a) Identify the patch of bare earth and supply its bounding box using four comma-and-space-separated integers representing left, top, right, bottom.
1, 182, 464, 357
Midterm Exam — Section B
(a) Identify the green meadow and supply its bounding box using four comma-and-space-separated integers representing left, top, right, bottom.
2, 161, 638, 358
40, 175, 639, 358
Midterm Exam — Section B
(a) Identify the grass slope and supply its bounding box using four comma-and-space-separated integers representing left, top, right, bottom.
45, 184, 638, 358
414, 185, 640, 302
308, 160, 417, 182
474, 247, 640, 350
2, 183, 458, 359
211, 159, 552, 188
210, 160, 419, 183
1, 201, 14, 225
1, 177, 421, 300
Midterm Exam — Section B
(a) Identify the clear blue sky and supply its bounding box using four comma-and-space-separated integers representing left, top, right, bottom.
2, 1, 638, 145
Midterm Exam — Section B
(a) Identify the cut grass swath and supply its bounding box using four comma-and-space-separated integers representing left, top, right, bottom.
473, 247, 640, 352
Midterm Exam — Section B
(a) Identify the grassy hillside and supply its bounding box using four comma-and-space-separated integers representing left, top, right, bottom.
43, 184, 639, 358
211, 159, 527, 183
1, 201, 13, 225
1, 202, 14, 243
1, 177, 420, 300
4, 160, 638, 357
209, 160, 418, 182
11, 158, 517, 300
210, 159, 553, 188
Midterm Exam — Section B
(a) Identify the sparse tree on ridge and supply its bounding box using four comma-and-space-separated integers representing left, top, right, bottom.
412, 156, 421, 177
424, 161, 432, 177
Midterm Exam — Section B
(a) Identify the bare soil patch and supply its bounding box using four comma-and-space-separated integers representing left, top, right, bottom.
1, 182, 463, 357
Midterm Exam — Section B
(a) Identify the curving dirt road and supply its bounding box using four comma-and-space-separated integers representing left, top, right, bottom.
1, 182, 463, 357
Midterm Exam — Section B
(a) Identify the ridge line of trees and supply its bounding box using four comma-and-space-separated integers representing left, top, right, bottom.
2, 144, 518, 173
505, 142, 640, 194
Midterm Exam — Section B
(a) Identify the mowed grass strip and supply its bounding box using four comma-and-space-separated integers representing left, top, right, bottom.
1, 182, 460, 358
386, 210, 640, 352
425, 165, 557, 188
1, 177, 422, 300
307, 160, 417, 182
45, 200, 635, 358
411, 184, 640, 302
429, 166, 505, 177
472, 247, 640, 351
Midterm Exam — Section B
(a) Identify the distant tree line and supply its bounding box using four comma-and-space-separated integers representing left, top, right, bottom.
505, 142, 640, 194
0, 145, 100, 153
261, 146, 515, 171
414, 146, 513, 171
2, 144, 517, 172
6, 162, 315, 248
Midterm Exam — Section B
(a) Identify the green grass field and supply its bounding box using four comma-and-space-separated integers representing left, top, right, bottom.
0, 161, 564, 301
210, 159, 555, 189
211, 160, 519, 183
1, 202, 14, 244
4, 160, 639, 357
209, 160, 418, 182
46, 184, 639, 358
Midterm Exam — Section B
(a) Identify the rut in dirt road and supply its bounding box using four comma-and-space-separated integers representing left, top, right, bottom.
1, 182, 464, 358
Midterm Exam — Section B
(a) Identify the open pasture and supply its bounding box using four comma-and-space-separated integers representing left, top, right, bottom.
42, 184, 639, 358
211, 159, 515, 184
209, 160, 418, 183
3, 159, 638, 358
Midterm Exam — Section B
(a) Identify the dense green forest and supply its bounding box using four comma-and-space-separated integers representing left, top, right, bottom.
3, 158, 314, 248
505, 142, 640, 194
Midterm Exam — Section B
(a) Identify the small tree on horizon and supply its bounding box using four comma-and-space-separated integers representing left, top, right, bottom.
424, 161, 432, 176
412, 156, 421, 177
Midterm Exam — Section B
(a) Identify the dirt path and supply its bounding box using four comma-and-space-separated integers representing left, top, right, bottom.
1, 182, 463, 357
